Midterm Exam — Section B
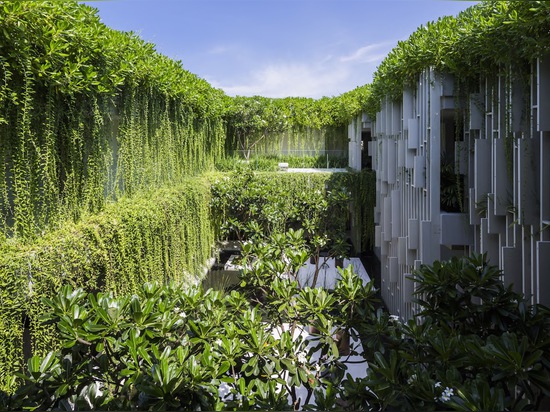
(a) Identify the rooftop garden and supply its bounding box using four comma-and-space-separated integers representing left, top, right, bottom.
0, 0, 549, 410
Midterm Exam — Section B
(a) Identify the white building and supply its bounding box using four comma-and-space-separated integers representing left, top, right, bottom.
353, 58, 550, 319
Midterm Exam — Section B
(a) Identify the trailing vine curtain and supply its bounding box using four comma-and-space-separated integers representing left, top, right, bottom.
0, 2, 226, 242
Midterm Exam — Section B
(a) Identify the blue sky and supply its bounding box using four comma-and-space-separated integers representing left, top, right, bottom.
84, 0, 478, 98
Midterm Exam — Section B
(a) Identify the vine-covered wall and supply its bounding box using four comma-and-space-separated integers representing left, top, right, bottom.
223, 90, 369, 160
0, 1, 225, 392
228, 126, 349, 158
0, 1, 377, 393
0, 2, 226, 242
0, 180, 214, 392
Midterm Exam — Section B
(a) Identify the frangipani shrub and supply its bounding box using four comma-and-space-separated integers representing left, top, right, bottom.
342, 254, 550, 411
5, 248, 548, 411
6, 266, 378, 410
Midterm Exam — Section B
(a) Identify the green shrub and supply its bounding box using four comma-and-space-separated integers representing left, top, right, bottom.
214, 154, 348, 172
343, 254, 550, 411
6, 267, 377, 410
0, 180, 214, 393
6, 245, 548, 410
210, 169, 375, 253
209, 170, 351, 250
223, 92, 368, 160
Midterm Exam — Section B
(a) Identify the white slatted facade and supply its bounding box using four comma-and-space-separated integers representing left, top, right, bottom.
362, 59, 550, 318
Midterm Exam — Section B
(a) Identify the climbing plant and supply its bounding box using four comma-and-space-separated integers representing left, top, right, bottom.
223, 86, 369, 159
0, 180, 214, 393
365, 1, 550, 117
0, 1, 226, 242
352, 169, 376, 251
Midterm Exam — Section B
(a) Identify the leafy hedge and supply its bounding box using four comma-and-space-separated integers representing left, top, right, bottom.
209, 169, 375, 253
0, 180, 214, 393
224, 87, 369, 133
366, 1, 550, 116
0, 1, 225, 242
0, 2, 225, 110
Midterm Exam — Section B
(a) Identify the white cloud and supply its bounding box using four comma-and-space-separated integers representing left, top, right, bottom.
216, 63, 349, 98
210, 41, 395, 98
206, 44, 245, 56
340, 42, 393, 63
207, 45, 233, 55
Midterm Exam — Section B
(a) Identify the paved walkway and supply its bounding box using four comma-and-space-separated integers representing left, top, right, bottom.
297, 257, 370, 289
286, 168, 348, 173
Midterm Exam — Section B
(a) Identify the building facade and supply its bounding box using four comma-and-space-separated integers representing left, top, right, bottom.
362, 59, 550, 319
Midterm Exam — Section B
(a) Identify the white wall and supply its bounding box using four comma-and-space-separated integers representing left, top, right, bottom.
368, 60, 550, 318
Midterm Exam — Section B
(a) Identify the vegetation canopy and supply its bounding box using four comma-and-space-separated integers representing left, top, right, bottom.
1, 0, 550, 409
365, 1, 550, 116
3, 254, 548, 411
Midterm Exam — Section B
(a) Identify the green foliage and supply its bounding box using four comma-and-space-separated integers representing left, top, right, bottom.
224, 86, 369, 135
0, 1, 225, 241
352, 169, 376, 251
366, 1, 550, 117
209, 171, 352, 252
0, 180, 214, 393
440, 154, 464, 213
10, 1, 550, 408
0, 1, 226, 109
210, 169, 375, 254
341, 254, 550, 411
223, 88, 368, 159
6, 264, 377, 410
409, 254, 526, 336
215, 154, 348, 172
4, 244, 549, 410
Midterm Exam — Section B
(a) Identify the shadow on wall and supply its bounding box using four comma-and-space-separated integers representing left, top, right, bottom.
360, 250, 381, 291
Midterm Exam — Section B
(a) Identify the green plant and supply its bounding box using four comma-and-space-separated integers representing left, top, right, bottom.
223, 90, 369, 161
7, 262, 378, 410
440, 153, 464, 213
0, 180, 215, 392
214, 154, 348, 172
365, 2, 550, 118
209, 171, 352, 248
0, 1, 226, 243
409, 253, 524, 336
339, 254, 550, 411
7, 249, 549, 411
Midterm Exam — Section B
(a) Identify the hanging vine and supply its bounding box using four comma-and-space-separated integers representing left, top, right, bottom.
0, 179, 215, 392
3, 0, 548, 396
